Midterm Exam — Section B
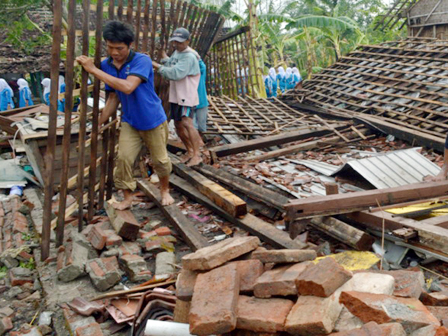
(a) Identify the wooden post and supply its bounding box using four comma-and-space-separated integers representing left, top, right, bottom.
77, 0, 90, 232
88, 0, 103, 219
56, 0, 77, 247
41, 0, 62, 261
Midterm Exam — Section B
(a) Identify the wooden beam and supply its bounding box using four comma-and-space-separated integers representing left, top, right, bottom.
245, 128, 371, 162
171, 159, 247, 217
137, 179, 209, 251
194, 164, 289, 211
105, 199, 140, 241
356, 115, 445, 153
208, 123, 348, 158
169, 175, 306, 249
346, 210, 448, 255
286, 180, 448, 220
310, 216, 374, 251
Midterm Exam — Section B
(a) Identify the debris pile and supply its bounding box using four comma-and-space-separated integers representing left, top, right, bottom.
177, 237, 448, 336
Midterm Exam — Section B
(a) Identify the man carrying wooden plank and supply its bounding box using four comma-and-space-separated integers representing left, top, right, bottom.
152, 28, 203, 167
76, 21, 174, 209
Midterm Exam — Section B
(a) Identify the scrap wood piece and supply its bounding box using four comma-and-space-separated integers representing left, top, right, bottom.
136, 179, 209, 251
171, 158, 247, 217
346, 210, 448, 255
245, 127, 370, 162
208, 123, 349, 158
314, 115, 350, 142
194, 164, 289, 211
169, 175, 307, 250
310, 216, 374, 251
286, 180, 448, 220
105, 198, 141, 241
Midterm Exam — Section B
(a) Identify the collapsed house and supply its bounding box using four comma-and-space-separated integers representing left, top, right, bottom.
2, 0, 448, 335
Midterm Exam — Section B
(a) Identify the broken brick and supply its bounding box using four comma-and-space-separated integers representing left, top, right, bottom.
189, 263, 240, 335
155, 227, 172, 236
251, 249, 316, 264
421, 291, 448, 306
87, 225, 108, 250
340, 291, 440, 333
374, 269, 424, 298
103, 230, 123, 247
0, 316, 13, 335
119, 254, 151, 282
296, 257, 352, 297
176, 268, 198, 301
9, 267, 33, 286
285, 295, 342, 335
330, 321, 406, 335
254, 262, 311, 298
234, 259, 264, 293
182, 236, 260, 271
86, 257, 121, 291
236, 295, 293, 333
75, 322, 103, 336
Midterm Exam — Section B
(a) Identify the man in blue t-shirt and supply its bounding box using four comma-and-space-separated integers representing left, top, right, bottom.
76, 21, 174, 209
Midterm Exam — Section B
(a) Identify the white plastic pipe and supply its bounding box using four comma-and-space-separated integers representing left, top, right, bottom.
145, 320, 214, 336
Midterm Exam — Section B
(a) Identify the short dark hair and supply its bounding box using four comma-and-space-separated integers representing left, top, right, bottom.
103, 21, 134, 46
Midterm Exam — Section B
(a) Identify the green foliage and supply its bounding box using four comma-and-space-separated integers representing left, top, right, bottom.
0, 266, 7, 280
0, 0, 52, 54
19, 258, 36, 270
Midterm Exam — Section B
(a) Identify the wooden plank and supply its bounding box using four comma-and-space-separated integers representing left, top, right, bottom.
194, 164, 289, 211
41, 0, 62, 261
171, 159, 247, 217
78, 0, 91, 232
286, 180, 448, 220
169, 175, 306, 249
208, 123, 348, 158
310, 216, 374, 250
105, 199, 141, 241
245, 128, 371, 162
56, 0, 77, 247
137, 179, 209, 251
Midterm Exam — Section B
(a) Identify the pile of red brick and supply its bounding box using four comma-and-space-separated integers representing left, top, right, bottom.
175, 236, 448, 335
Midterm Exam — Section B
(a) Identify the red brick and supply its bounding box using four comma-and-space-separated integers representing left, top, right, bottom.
233, 260, 264, 293
437, 327, 448, 336
330, 322, 406, 335
88, 225, 107, 250
285, 295, 342, 335
9, 269, 33, 286
251, 249, 316, 264
296, 257, 352, 297
75, 322, 103, 336
13, 233, 24, 247
103, 256, 119, 272
428, 307, 448, 322
103, 230, 123, 247
18, 250, 33, 261
81, 224, 94, 237
144, 240, 164, 253
373, 269, 424, 298
88, 261, 106, 277
155, 227, 172, 236
12, 212, 28, 234
422, 291, 448, 306
0, 316, 13, 334
236, 295, 293, 333
254, 262, 311, 298
176, 268, 198, 301
340, 291, 440, 333
182, 236, 260, 271
138, 230, 157, 239
118, 241, 141, 256
189, 263, 239, 335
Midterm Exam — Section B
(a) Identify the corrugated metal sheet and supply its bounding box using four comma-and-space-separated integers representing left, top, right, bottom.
334, 148, 440, 189
289, 159, 340, 176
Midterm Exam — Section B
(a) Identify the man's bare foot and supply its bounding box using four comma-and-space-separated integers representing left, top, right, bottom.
180, 152, 193, 163
161, 190, 174, 206
112, 199, 133, 210
186, 155, 202, 167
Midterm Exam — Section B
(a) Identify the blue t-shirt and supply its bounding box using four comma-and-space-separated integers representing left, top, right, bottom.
101, 51, 166, 131
196, 59, 209, 109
